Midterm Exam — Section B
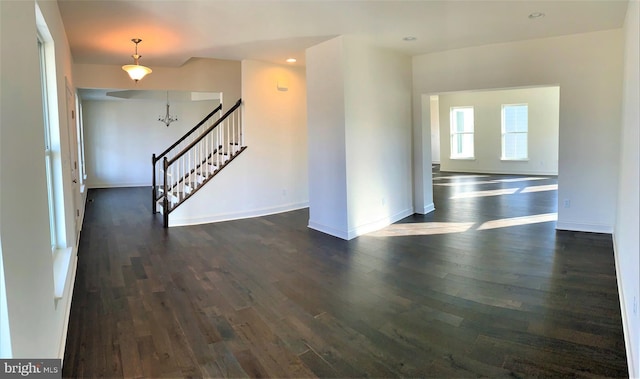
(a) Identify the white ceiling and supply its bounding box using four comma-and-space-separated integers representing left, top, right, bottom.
77, 88, 221, 102
58, 0, 628, 68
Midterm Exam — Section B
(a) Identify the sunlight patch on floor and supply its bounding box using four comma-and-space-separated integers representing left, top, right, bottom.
368, 222, 475, 237
432, 175, 490, 181
521, 184, 558, 193
435, 177, 549, 187
495, 177, 547, 183
369, 213, 557, 237
450, 183, 558, 198
477, 213, 557, 230
450, 188, 519, 199
435, 180, 502, 186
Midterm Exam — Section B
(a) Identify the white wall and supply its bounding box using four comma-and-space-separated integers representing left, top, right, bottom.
412, 96, 435, 215
306, 36, 413, 239
343, 37, 414, 238
413, 29, 623, 233
306, 37, 349, 236
83, 98, 219, 187
168, 59, 309, 225
0, 0, 80, 358
430, 96, 440, 164
615, 1, 640, 377
0, 241, 10, 357
438, 86, 560, 175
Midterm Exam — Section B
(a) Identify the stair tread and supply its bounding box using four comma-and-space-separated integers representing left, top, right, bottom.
156, 145, 247, 220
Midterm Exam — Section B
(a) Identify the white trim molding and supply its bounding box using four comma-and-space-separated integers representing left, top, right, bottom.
419, 203, 435, 215
170, 202, 309, 227
309, 208, 414, 241
556, 221, 613, 234
613, 235, 638, 379
346, 208, 414, 240
308, 221, 350, 240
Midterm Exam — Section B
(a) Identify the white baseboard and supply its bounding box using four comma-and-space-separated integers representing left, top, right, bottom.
87, 182, 149, 189
169, 202, 309, 227
346, 208, 414, 240
58, 254, 78, 362
420, 203, 435, 214
308, 221, 349, 240
309, 208, 414, 240
555, 221, 613, 234
613, 234, 638, 379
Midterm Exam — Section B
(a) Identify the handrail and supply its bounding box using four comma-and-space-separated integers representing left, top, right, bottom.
163, 157, 169, 227
154, 103, 223, 162
167, 99, 242, 166
152, 102, 222, 214
153, 98, 244, 225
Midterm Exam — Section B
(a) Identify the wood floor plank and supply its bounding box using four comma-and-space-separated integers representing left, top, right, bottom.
231, 349, 270, 378
230, 306, 316, 378
116, 319, 145, 379
298, 349, 339, 378
209, 341, 250, 378
63, 171, 627, 378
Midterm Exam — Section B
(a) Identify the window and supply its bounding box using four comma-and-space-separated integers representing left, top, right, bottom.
450, 107, 474, 159
502, 104, 528, 160
38, 35, 57, 252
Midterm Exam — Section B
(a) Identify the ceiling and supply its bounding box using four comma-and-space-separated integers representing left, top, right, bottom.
58, 0, 628, 68
77, 88, 221, 102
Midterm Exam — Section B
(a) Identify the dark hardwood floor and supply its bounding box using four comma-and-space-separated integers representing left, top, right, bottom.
63, 169, 628, 378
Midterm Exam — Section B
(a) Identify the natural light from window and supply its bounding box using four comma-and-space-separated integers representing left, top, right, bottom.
368, 213, 557, 237
502, 104, 528, 160
368, 178, 558, 237
368, 222, 476, 237
477, 213, 557, 230
38, 34, 56, 253
434, 177, 549, 187
450, 106, 474, 159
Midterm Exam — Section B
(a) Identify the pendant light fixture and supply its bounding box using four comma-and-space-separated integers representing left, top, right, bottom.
122, 38, 152, 82
158, 91, 178, 127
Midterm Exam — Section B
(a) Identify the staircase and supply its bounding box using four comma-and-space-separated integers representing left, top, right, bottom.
152, 99, 246, 227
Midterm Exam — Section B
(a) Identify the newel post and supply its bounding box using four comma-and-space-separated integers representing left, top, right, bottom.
163, 157, 169, 228
152, 153, 157, 214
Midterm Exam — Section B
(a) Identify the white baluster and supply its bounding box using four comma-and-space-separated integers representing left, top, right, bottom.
232, 113, 236, 154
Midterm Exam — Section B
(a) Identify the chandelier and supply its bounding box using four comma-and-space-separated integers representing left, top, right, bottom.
158, 92, 178, 127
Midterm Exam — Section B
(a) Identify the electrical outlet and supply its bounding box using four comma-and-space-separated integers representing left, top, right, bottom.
563, 199, 571, 208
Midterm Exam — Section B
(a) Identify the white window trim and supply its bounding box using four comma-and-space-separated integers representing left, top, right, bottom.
450, 106, 475, 160
501, 103, 529, 161
37, 5, 76, 304
38, 33, 58, 254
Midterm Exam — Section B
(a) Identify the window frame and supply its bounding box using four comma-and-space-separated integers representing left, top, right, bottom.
449, 106, 475, 160
38, 34, 57, 253
501, 103, 529, 161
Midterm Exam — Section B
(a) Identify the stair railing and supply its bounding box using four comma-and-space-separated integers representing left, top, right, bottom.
157, 99, 245, 227
152, 103, 222, 213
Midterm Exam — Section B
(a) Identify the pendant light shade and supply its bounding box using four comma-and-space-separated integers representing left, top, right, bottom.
122, 38, 152, 82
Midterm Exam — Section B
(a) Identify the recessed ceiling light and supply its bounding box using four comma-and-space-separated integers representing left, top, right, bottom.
403, 36, 417, 42
528, 12, 545, 19
286, 58, 297, 63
